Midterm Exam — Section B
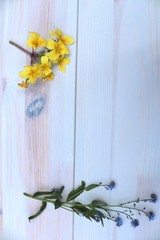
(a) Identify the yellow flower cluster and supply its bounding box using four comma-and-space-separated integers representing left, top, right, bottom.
18, 29, 74, 88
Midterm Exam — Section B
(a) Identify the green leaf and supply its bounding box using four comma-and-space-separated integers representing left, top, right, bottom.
92, 200, 99, 205
33, 186, 64, 199
46, 186, 65, 199
67, 181, 86, 201
37, 51, 45, 57
54, 199, 62, 209
28, 201, 47, 222
72, 202, 88, 213
92, 199, 107, 206
82, 208, 105, 226
83, 209, 97, 222
72, 203, 99, 222
33, 190, 56, 197
44, 195, 57, 200
85, 184, 100, 191
97, 211, 105, 226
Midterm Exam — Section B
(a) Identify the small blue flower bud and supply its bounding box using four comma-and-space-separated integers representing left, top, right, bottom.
116, 217, 123, 227
147, 211, 155, 221
151, 194, 158, 203
131, 219, 139, 228
94, 214, 101, 222
104, 181, 116, 190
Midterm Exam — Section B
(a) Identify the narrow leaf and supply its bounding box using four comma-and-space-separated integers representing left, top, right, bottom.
67, 181, 86, 201
28, 201, 47, 222
33, 190, 55, 197
44, 195, 57, 200
72, 202, 88, 213
92, 199, 107, 206
98, 211, 105, 226
85, 184, 100, 191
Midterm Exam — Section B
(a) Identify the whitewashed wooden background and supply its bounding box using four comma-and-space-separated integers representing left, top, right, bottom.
0, 0, 160, 239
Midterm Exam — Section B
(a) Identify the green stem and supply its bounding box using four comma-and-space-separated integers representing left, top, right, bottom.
108, 198, 150, 207
108, 208, 134, 220
61, 206, 74, 212
9, 41, 31, 56
62, 202, 94, 209
107, 204, 147, 215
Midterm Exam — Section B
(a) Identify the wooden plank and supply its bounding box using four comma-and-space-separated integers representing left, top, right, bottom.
1, 0, 77, 239
1, 0, 160, 239
1, 0, 27, 238
0, 0, 5, 235
74, 1, 115, 239
75, 0, 160, 239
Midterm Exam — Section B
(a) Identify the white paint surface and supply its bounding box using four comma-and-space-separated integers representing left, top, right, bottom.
1, 0, 160, 239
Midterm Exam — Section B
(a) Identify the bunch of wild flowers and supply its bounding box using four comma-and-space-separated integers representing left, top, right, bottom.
9, 29, 74, 88
24, 181, 158, 227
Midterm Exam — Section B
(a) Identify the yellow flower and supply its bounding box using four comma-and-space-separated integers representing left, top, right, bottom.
43, 72, 54, 81
46, 40, 70, 61
19, 65, 42, 84
39, 56, 52, 76
57, 57, 70, 73
18, 81, 28, 88
27, 32, 46, 50
50, 29, 74, 45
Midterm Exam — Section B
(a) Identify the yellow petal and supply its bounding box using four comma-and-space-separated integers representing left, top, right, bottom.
18, 81, 28, 88
33, 64, 39, 69
36, 70, 43, 78
27, 76, 37, 84
47, 51, 59, 61
43, 73, 54, 81
27, 33, 46, 50
56, 29, 62, 38
61, 46, 70, 55
29, 32, 40, 39
58, 41, 70, 55
26, 38, 38, 50
24, 66, 32, 71
33, 64, 40, 70
43, 68, 52, 76
41, 56, 48, 65
46, 39, 57, 50
61, 57, 70, 65
62, 35, 74, 45
38, 38, 46, 47
19, 71, 29, 78
30, 65, 42, 78
58, 63, 66, 73
26, 38, 34, 47
50, 30, 58, 38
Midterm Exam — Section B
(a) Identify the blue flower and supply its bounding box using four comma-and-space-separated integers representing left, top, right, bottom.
151, 194, 158, 203
104, 181, 116, 190
94, 213, 101, 222
116, 217, 123, 227
147, 211, 155, 221
131, 219, 139, 228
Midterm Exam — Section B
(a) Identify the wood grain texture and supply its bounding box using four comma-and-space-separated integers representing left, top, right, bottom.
74, 1, 116, 239
75, 0, 160, 239
0, 0, 5, 234
1, 0, 160, 240
1, 0, 77, 239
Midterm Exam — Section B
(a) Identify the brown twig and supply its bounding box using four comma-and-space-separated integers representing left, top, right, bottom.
9, 41, 31, 56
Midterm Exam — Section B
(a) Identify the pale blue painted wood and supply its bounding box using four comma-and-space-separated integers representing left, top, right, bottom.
1, 0, 77, 239
75, 0, 160, 239
1, 0, 160, 240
